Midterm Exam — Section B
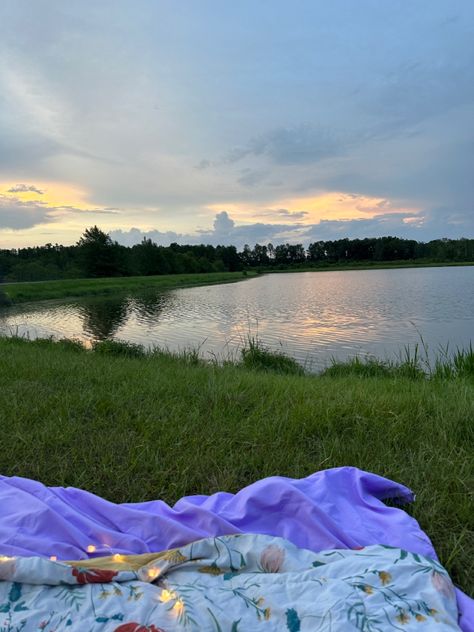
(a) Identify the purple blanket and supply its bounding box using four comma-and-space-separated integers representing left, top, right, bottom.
0, 467, 472, 630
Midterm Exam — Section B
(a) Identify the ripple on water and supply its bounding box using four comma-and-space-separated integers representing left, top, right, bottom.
1, 267, 473, 371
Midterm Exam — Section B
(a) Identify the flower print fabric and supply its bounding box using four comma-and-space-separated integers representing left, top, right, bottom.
0, 534, 461, 631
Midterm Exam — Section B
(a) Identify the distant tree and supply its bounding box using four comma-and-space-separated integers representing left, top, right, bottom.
267, 243, 275, 263
240, 244, 254, 267
252, 243, 269, 266
216, 245, 242, 271
76, 226, 120, 278
307, 241, 326, 262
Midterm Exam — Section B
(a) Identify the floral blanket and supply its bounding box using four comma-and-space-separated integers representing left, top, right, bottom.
0, 534, 460, 631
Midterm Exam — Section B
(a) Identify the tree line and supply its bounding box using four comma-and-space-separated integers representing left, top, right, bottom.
1, 226, 473, 282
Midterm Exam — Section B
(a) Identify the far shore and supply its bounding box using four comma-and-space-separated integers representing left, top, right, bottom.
1, 260, 474, 305
0, 271, 255, 305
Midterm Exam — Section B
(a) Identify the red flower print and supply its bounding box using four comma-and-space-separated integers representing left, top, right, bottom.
432, 571, 455, 600
114, 625, 166, 632
72, 567, 119, 584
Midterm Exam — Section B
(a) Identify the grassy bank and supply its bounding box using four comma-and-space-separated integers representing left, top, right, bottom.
264, 260, 474, 274
0, 336, 472, 595
0, 271, 253, 304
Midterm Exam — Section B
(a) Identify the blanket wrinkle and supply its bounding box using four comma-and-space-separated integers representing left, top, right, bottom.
0, 467, 472, 631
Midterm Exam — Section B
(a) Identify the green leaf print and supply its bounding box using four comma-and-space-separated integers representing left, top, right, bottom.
8, 584, 21, 603
286, 608, 301, 632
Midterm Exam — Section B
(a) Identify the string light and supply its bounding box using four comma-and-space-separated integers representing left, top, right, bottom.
50, 555, 57, 561
86, 545, 96, 553
147, 567, 159, 580
172, 598, 184, 616
159, 589, 176, 603
0, 556, 13, 562
113, 554, 125, 563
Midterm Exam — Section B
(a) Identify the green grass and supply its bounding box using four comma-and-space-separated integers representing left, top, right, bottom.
0, 336, 472, 596
241, 336, 304, 375
1, 271, 253, 304
265, 260, 474, 273
324, 345, 474, 380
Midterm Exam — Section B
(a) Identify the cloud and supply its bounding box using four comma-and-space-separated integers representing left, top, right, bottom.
0, 194, 120, 231
111, 206, 474, 251
237, 169, 268, 187
109, 227, 181, 247
7, 183, 44, 194
1, 1, 474, 244
212, 210, 235, 234
265, 208, 308, 220
57, 205, 120, 215
223, 124, 346, 166
0, 196, 53, 230
195, 159, 212, 170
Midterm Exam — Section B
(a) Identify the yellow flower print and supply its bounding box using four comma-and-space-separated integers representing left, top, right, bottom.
160, 549, 187, 564
396, 611, 410, 624
198, 564, 223, 575
415, 614, 426, 622
378, 571, 392, 586
264, 607, 271, 620
362, 585, 373, 594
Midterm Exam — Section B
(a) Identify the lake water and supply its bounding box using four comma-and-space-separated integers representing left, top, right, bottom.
1, 267, 473, 371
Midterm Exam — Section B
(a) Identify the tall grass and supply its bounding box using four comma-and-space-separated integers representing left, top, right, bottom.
241, 336, 304, 375
323, 343, 474, 380
0, 335, 472, 595
0, 271, 253, 304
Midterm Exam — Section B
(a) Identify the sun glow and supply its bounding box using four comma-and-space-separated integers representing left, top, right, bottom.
0, 181, 100, 211
208, 191, 420, 224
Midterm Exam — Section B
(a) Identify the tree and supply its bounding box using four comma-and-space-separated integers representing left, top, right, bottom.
76, 226, 120, 277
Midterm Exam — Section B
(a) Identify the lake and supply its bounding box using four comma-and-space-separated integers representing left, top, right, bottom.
1, 266, 473, 371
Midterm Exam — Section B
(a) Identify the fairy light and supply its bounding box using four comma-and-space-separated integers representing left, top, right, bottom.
113, 554, 125, 563
172, 598, 184, 616
86, 545, 96, 554
0, 556, 13, 562
147, 567, 159, 580
159, 589, 176, 603
50, 555, 57, 561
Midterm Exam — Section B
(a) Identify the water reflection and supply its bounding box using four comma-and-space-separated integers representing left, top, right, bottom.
1, 266, 473, 370
131, 291, 171, 323
77, 297, 131, 340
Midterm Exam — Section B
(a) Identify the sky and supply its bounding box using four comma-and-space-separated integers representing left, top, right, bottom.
0, 0, 473, 249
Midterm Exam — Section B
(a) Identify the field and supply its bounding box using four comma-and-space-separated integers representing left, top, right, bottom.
0, 336, 472, 596
0, 271, 253, 304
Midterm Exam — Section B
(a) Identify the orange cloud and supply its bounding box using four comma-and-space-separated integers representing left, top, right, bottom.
0, 181, 98, 211
209, 191, 420, 224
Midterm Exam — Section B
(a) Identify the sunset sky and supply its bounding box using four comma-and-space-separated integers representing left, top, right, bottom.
1, 0, 473, 248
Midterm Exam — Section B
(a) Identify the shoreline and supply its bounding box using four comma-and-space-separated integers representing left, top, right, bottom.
0, 271, 256, 305
2, 261, 474, 305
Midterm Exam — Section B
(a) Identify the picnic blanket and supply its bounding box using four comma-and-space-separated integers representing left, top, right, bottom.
0, 535, 461, 630
0, 467, 472, 630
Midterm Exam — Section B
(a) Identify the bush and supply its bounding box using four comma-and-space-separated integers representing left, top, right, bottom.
0, 288, 12, 306
92, 339, 146, 358
241, 338, 304, 375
